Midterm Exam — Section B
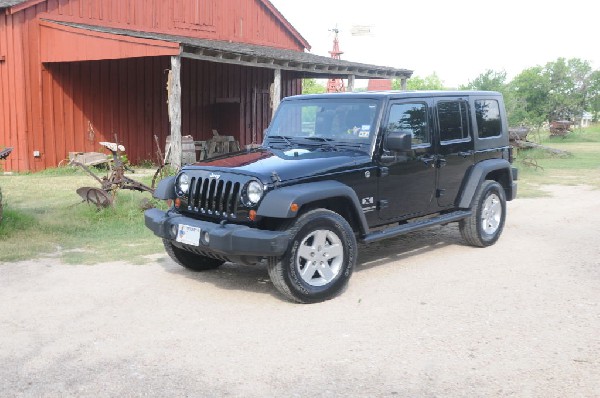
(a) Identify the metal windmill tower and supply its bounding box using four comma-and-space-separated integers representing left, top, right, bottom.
326, 28, 345, 93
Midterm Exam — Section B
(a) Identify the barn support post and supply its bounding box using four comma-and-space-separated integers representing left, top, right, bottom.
168, 55, 182, 170
401, 77, 407, 90
271, 68, 281, 118
347, 75, 355, 92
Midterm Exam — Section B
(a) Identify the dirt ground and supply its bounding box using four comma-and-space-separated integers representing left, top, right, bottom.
1, 185, 599, 397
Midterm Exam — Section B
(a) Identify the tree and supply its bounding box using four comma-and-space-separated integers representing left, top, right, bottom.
460, 70, 507, 92
393, 73, 445, 90
302, 79, 326, 94
508, 66, 550, 127
588, 70, 600, 121
545, 58, 593, 121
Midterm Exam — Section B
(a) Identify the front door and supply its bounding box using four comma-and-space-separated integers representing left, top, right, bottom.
378, 99, 437, 220
434, 99, 475, 208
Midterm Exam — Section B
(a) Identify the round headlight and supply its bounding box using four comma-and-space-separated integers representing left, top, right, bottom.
177, 173, 190, 194
247, 181, 264, 205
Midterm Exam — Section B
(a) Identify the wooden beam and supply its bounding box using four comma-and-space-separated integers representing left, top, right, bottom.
271, 68, 282, 118
168, 55, 182, 170
347, 75, 355, 92
181, 51, 409, 79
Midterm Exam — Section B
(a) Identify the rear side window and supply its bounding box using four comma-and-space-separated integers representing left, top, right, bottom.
438, 101, 470, 142
475, 99, 502, 138
386, 103, 430, 146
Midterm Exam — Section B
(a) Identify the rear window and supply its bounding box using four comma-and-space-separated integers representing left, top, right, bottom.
438, 101, 470, 142
475, 99, 502, 138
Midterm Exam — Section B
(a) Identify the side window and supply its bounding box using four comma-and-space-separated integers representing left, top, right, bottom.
386, 103, 429, 146
438, 101, 470, 142
475, 99, 502, 138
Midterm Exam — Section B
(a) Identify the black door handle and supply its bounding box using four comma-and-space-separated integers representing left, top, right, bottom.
437, 158, 447, 167
458, 151, 473, 158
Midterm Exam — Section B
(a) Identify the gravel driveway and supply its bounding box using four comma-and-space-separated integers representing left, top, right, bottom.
1, 185, 599, 397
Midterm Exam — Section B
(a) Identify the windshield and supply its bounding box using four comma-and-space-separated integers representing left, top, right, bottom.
265, 98, 381, 151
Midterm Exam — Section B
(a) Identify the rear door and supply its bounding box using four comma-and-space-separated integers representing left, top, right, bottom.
434, 98, 475, 208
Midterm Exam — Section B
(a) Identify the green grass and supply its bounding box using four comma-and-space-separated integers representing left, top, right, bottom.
0, 167, 166, 264
515, 125, 600, 198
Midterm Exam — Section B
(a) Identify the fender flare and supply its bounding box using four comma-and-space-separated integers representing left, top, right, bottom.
153, 176, 176, 200
257, 180, 369, 234
458, 159, 513, 208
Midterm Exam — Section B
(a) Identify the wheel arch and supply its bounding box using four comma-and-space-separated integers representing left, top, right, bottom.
458, 159, 515, 209
257, 180, 369, 235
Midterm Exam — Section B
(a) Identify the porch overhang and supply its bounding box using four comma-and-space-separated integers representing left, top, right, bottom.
39, 20, 180, 63
43, 20, 413, 80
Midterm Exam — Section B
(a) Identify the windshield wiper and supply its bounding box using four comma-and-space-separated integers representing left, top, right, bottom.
264, 135, 294, 147
298, 136, 338, 151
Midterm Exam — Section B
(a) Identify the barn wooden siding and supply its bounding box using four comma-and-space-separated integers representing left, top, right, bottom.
0, 0, 305, 171
41, 0, 305, 50
0, 10, 30, 171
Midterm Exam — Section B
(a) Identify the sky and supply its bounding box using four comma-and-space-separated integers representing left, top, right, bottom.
269, 0, 598, 88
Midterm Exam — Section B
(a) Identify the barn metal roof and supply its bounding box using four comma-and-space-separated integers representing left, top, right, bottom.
48, 21, 413, 80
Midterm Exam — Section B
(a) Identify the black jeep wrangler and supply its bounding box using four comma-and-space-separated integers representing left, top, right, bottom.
145, 91, 517, 303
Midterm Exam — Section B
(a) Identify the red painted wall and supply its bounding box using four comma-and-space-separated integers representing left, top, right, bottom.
0, 0, 306, 171
40, 0, 306, 50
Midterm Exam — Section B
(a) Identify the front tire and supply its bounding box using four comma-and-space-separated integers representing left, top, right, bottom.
460, 180, 507, 247
163, 239, 224, 271
268, 209, 357, 303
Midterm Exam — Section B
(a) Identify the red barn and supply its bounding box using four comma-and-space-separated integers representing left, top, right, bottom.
0, 0, 412, 171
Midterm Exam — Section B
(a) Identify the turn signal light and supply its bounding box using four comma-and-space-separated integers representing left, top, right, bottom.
290, 203, 299, 212
174, 198, 181, 208
249, 210, 257, 221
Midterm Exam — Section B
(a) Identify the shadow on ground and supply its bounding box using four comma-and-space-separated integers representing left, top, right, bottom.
158, 224, 466, 301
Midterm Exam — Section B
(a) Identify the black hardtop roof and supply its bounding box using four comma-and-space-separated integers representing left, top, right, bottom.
286, 90, 502, 101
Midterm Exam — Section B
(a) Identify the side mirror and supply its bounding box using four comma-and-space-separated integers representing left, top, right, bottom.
385, 131, 412, 152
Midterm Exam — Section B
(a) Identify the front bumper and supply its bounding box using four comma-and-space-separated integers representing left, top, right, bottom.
144, 208, 290, 258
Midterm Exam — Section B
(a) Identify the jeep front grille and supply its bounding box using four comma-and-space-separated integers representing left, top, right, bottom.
186, 176, 242, 217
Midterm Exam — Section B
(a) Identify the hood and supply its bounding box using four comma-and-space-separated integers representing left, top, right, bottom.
186, 147, 371, 183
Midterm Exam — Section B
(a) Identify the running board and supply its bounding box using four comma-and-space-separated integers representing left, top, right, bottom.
360, 210, 472, 244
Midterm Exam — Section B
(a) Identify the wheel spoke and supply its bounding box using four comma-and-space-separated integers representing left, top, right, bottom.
326, 243, 343, 259
313, 230, 329, 248
297, 244, 315, 261
488, 217, 499, 229
318, 262, 335, 281
300, 261, 317, 280
490, 199, 501, 214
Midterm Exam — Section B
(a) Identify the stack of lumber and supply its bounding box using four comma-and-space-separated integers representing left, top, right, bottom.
195, 130, 241, 160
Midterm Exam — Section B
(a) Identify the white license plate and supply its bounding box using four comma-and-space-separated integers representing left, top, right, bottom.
176, 224, 201, 246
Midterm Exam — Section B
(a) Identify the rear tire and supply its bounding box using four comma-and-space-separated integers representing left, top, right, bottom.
267, 209, 357, 303
163, 239, 224, 271
460, 180, 506, 247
